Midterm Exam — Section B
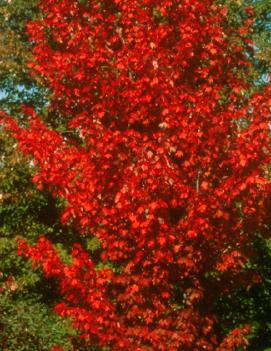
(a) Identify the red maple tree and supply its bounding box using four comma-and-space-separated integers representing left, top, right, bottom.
1, 0, 271, 350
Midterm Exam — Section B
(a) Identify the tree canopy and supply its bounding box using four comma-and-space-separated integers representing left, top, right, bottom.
0, 0, 270, 350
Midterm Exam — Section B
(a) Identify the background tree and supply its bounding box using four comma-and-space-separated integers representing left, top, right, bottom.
0, 0, 48, 111
222, 0, 270, 84
217, 2, 271, 350
0, 1, 75, 350
251, 0, 271, 80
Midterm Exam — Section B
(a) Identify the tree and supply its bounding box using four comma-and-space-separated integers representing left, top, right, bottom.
0, 1, 75, 350
215, 2, 271, 349
0, 0, 48, 112
1, 0, 271, 350
252, 0, 271, 80
222, 0, 270, 85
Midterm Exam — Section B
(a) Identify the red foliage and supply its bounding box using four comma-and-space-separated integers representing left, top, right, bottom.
1, 0, 271, 349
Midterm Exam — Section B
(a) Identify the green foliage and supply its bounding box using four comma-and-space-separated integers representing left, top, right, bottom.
217, 235, 271, 350
0, 128, 76, 349
220, 0, 270, 84
0, 2, 77, 349
0, 0, 47, 113
0, 291, 73, 351
251, 0, 271, 78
